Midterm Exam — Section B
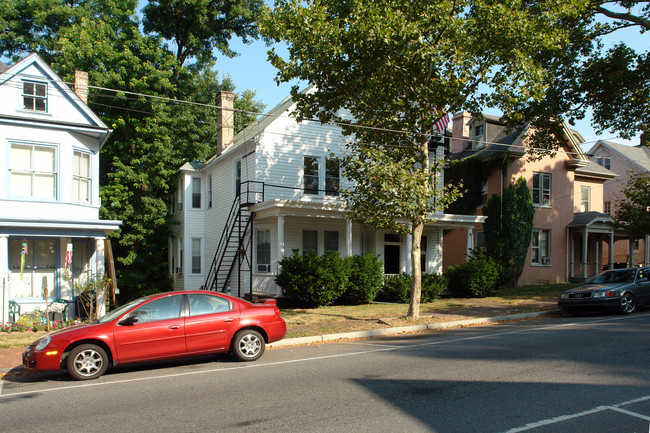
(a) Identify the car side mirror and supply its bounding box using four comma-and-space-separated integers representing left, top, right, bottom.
118, 315, 139, 326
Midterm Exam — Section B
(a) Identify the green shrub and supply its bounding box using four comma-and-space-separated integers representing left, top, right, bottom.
421, 272, 447, 302
275, 250, 348, 308
338, 252, 383, 305
377, 273, 411, 303
445, 252, 501, 297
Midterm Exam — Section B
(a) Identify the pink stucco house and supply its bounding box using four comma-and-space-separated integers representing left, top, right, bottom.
587, 140, 650, 267
443, 112, 623, 285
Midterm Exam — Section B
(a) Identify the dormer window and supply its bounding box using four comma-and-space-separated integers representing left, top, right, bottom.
473, 124, 485, 149
23, 81, 47, 112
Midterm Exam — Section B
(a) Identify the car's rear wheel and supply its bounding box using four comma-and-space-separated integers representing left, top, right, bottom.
232, 329, 265, 361
618, 293, 637, 314
66, 344, 108, 380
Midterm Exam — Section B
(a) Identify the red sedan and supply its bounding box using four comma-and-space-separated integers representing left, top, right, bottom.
23, 291, 286, 380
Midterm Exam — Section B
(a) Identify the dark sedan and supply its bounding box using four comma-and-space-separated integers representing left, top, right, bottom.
23, 291, 286, 380
559, 267, 650, 315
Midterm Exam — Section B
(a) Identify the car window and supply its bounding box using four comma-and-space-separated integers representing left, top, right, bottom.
592, 270, 636, 284
129, 295, 182, 324
188, 294, 232, 316
638, 269, 648, 281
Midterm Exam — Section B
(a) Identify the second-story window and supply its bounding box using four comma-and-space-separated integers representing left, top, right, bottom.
73, 151, 91, 203
208, 174, 213, 208
304, 157, 319, 195
10, 143, 57, 199
596, 157, 611, 170
325, 158, 340, 196
23, 81, 47, 112
192, 177, 201, 209
604, 201, 611, 215
580, 186, 590, 212
532, 172, 551, 207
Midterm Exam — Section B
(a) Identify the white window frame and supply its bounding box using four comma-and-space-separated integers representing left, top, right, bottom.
208, 174, 213, 208
531, 229, 551, 265
303, 156, 320, 196
191, 238, 201, 274
473, 124, 485, 149
532, 172, 551, 207
73, 150, 92, 204
604, 201, 611, 215
325, 158, 340, 197
256, 228, 271, 273
22, 80, 48, 112
191, 177, 201, 209
9, 142, 58, 199
580, 186, 590, 212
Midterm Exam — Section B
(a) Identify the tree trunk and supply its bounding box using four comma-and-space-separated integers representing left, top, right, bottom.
407, 221, 424, 319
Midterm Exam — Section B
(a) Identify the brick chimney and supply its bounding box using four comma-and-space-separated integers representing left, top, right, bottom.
74, 70, 88, 104
216, 91, 235, 154
451, 111, 472, 154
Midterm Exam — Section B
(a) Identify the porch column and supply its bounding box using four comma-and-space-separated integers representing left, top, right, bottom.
95, 237, 106, 316
645, 234, 649, 266
570, 231, 575, 279
467, 228, 474, 258
629, 237, 635, 267
0, 235, 8, 323
406, 230, 412, 275
345, 220, 352, 257
594, 238, 599, 276
582, 228, 588, 280
277, 216, 285, 267
609, 230, 614, 270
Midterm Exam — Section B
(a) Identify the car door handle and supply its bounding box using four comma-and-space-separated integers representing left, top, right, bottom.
169, 325, 181, 330
223, 319, 233, 323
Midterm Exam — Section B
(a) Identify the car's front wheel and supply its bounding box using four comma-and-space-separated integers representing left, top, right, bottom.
232, 329, 265, 361
618, 293, 637, 315
66, 344, 109, 380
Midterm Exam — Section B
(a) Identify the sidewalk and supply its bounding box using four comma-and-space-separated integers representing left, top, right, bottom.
1, 307, 561, 377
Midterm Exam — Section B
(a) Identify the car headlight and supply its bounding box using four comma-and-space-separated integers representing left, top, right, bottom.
35, 336, 51, 351
593, 290, 617, 298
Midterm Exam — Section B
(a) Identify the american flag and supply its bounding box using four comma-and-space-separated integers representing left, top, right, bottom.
434, 113, 450, 133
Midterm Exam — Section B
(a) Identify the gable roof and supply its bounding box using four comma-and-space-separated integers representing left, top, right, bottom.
0, 52, 111, 147
587, 139, 650, 173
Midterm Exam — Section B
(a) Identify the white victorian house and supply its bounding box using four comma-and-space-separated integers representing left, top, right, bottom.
0, 53, 121, 322
169, 90, 485, 298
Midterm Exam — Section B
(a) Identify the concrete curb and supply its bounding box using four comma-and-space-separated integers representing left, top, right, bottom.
268, 310, 558, 348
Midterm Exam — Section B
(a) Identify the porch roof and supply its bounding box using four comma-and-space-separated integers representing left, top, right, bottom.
567, 211, 615, 229
0, 217, 122, 238
250, 199, 485, 229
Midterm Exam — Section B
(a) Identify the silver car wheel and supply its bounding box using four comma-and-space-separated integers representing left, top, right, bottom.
619, 294, 636, 314
66, 344, 108, 380
233, 330, 265, 361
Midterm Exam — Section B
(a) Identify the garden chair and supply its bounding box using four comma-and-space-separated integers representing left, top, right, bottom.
48, 298, 70, 322
8, 300, 20, 323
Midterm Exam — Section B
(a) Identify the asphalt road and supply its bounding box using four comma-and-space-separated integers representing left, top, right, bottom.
1, 312, 649, 433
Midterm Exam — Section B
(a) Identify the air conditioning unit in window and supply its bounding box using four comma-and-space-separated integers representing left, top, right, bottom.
542, 257, 551, 265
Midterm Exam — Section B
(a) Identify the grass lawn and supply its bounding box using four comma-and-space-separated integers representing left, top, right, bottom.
1, 283, 576, 348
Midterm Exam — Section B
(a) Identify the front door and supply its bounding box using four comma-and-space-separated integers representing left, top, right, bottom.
384, 244, 401, 274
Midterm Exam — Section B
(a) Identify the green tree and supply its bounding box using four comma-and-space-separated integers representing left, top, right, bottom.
0, 0, 265, 300
261, 0, 582, 319
616, 176, 650, 236
483, 177, 535, 287
512, 1, 650, 145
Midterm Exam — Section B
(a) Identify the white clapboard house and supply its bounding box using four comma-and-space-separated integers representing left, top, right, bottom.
169, 90, 484, 297
0, 53, 121, 322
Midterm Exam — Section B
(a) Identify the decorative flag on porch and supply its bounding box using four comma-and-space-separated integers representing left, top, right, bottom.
434, 113, 450, 133
65, 242, 73, 273
20, 242, 28, 280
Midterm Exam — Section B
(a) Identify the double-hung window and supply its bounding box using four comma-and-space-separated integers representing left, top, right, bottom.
325, 158, 340, 196
303, 230, 318, 256
191, 238, 201, 274
304, 157, 319, 195
256, 229, 271, 272
580, 186, 590, 212
23, 81, 47, 112
10, 143, 57, 199
531, 229, 550, 265
532, 173, 551, 207
324, 231, 339, 254
192, 177, 201, 209
73, 151, 91, 203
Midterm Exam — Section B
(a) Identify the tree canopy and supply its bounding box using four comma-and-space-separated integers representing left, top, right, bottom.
0, 0, 265, 300
261, 0, 584, 318
616, 176, 650, 236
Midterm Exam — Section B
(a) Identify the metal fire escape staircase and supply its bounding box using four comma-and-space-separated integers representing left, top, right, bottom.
203, 182, 264, 297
